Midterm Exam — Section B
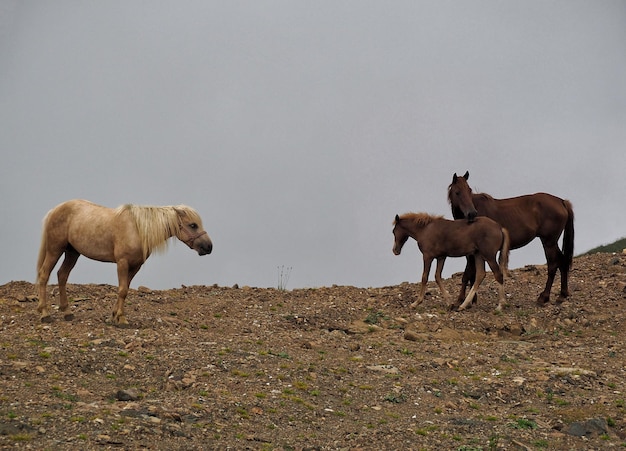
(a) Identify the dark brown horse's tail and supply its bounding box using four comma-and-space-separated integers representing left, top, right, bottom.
499, 227, 510, 277
563, 200, 575, 268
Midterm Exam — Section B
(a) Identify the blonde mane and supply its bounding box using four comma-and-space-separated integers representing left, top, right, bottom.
396, 212, 443, 229
116, 204, 199, 258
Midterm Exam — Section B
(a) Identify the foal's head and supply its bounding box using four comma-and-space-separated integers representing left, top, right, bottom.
448, 171, 478, 222
392, 214, 410, 255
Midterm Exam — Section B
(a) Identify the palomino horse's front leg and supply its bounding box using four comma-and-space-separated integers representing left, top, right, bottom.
457, 257, 486, 311
113, 261, 141, 326
410, 257, 433, 308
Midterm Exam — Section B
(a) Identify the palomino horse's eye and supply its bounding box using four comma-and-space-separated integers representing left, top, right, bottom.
189, 223, 198, 229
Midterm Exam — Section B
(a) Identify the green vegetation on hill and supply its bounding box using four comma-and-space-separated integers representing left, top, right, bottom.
583, 237, 626, 255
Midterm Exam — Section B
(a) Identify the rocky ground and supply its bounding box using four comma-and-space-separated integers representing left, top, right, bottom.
1, 252, 625, 450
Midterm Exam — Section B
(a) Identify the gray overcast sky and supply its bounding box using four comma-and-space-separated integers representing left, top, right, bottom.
1, 1, 625, 290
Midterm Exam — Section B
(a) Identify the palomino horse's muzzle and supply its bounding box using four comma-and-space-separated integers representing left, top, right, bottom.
180, 228, 213, 255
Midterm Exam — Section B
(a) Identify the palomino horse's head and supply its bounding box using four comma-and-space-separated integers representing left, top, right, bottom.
392, 214, 410, 255
448, 171, 478, 222
174, 206, 213, 255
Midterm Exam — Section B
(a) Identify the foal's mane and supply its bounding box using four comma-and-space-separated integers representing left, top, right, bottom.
116, 204, 199, 258
396, 212, 443, 228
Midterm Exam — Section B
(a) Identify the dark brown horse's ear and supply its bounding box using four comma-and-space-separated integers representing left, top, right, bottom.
463, 171, 469, 180
452, 173, 458, 183
395, 214, 400, 223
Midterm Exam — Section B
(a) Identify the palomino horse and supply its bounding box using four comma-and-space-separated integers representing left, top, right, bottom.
36, 199, 213, 325
393, 213, 510, 311
448, 171, 574, 307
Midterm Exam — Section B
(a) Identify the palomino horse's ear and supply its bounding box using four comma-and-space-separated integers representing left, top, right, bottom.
173, 206, 188, 218
463, 170, 469, 180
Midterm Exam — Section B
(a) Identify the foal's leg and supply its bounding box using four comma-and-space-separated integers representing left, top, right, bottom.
486, 257, 506, 312
57, 249, 80, 321
457, 257, 486, 311
537, 238, 560, 305
411, 257, 433, 308
36, 250, 64, 322
113, 259, 141, 326
433, 257, 452, 305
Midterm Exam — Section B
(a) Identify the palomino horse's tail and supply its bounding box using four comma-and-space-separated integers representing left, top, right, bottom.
36, 213, 50, 284
499, 227, 510, 277
562, 200, 575, 268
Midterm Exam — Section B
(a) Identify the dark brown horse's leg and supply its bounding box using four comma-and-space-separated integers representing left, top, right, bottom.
556, 252, 570, 303
458, 257, 486, 311
537, 239, 560, 305
57, 249, 80, 321
454, 256, 476, 310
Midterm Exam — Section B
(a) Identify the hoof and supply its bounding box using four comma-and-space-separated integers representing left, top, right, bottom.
112, 315, 130, 328
40, 315, 52, 323
63, 313, 74, 321
409, 301, 422, 309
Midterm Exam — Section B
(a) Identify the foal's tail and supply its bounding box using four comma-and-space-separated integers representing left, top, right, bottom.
499, 227, 510, 277
562, 200, 575, 269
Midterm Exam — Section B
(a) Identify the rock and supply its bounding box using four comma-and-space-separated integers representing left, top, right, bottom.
403, 330, 420, 341
116, 388, 140, 401
366, 365, 399, 374
565, 418, 608, 437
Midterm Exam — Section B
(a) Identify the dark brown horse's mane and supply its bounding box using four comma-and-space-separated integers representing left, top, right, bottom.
473, 192, 494, 201
447, 183, 494, 204
396, 212, 444, 228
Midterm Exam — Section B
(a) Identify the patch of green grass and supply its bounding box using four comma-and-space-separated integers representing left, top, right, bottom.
364, 311, 389, 325
508, 418, 537, 430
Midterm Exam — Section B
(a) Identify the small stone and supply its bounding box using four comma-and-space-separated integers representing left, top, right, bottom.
116, 389, 139, 401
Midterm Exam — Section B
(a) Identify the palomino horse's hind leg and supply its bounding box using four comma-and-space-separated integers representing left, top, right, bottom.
36, 250, 64, 322
457, 257, 486, 311
57, 249, 80, 321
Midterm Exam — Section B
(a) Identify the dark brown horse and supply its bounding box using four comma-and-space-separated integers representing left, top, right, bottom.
448, 171, 574, 307
393, 213, 510, 311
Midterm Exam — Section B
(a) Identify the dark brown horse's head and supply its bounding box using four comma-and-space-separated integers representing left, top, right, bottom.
392, 214, 409, 255
448, 171, 478, 222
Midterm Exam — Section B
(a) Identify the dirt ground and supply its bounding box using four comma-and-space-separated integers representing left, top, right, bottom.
1, 252, 625, 450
